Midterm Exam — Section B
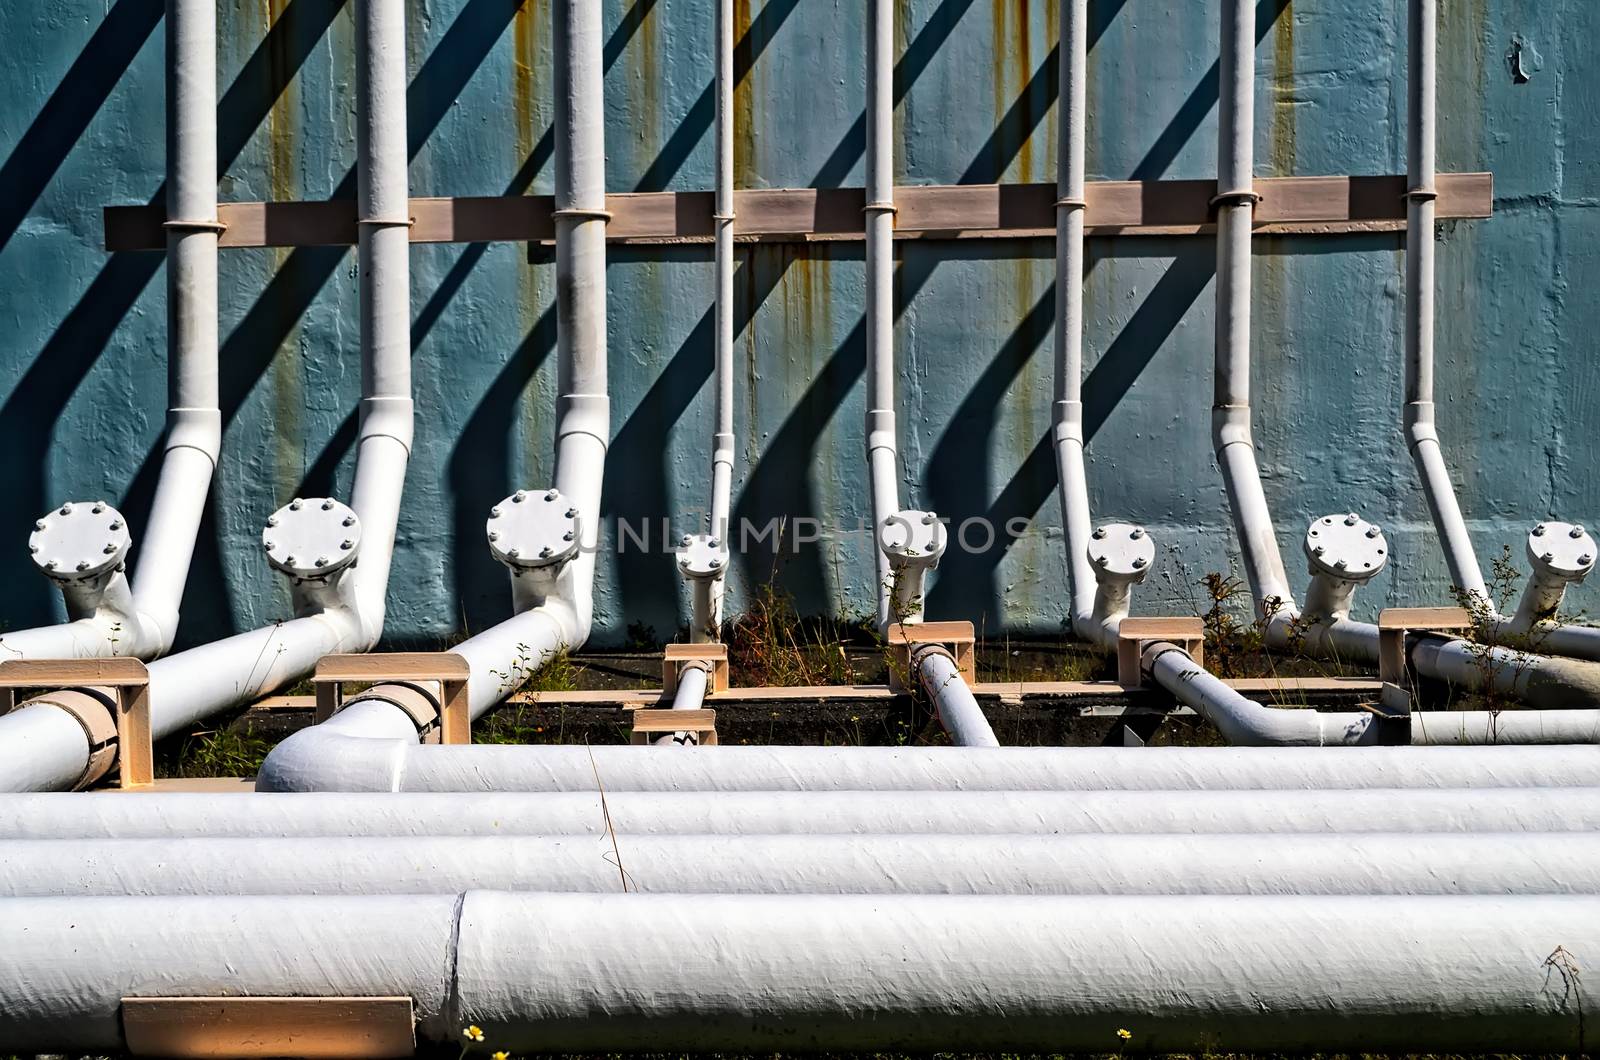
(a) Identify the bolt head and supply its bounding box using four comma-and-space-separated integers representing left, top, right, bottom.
709, 558, 723, 569
340, 539, 354, 550
75, 560, 90, 571
508, 548, 521, 559
284, 555, 296, 566
103, 543, 117, 554
1366, 526, 1381, 538
109, 519, 122, 531
709, 538, 720, 549
44, 559, 57, 571
27, 544, 38, 554
1574, 525, 1588, 539
1344, 513, 1359, 526
488, 531, 500, 542
545, 489, 559, 501
290, 498, 303, 510
314, 556, 328, 568
1583, 554, 1595, 566
566, 508, 578, 519
1131, 556, 1147, 569
563, 531, 575, 541
1092, 527, 1107, 540
1312, 545, 1325, 556
1535, 523, 1548, 536
33, 520, 45, 531
343, 516, 355, 527
91, 503, 104, 514
1130, 527, 1145, 540
321, 499, 335, 511
263, 540, 275, 551
1334, 559, 1348, 570
266, 515, 279, 528
513, 490, 527, 503
59, 504, 72, 516
1543, 552, 1555, 563
489, 506, 502, 518
681, 534, 692, 546
921, 513, 935, 525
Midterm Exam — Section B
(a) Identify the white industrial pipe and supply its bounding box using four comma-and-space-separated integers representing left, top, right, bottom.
0, 0, 221, 663
913, 645, 998, 746
0, 0, 413, 793
1402, 0, 1600, 659
1412, 709, 1600, 745
678, 0, 736, 642
6, 833, 1598, 897
257, 740, 1600, 793
396, 0, 609, 721
12, 787, 1600, 838
2, 892, 1594, 1052
655, 661, 708, 745
1208, 0, 1600, 709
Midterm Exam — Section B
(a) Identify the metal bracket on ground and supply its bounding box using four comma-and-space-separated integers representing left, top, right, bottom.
1117, 617, 1206, 690
1377, 606, 1473, 714
312, 652, 471, 745
886, 621, 976, 692
629, 707, 718, 745
661, 642, 730, 696
121, 996, 415, 1058
0, 657, 151, 789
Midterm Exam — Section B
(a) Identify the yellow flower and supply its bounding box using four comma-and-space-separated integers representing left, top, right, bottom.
462, 1025, 485, 1042
492, 1053, 510, 1060
1117, 1028, 1133, 1041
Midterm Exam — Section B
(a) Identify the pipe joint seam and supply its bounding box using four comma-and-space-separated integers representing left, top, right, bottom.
1404, 401, 1439, 446
25, 688, 119, 789
163, 407, 223, 464
1052, 401, 1084, 443
1209, 189, 1262, 209
711, 212, 737, 223
161, 218, 227, 233
345, 682, 442, 739
1053, 197, 1088, 212
355, 217, 415, 228
862, 201, 899, 215
358, 396, 415, 453
1404, 186, 1440, 202
551, 207, 614, 222
556, 394, 611, 449
1211, 406, 1256, 449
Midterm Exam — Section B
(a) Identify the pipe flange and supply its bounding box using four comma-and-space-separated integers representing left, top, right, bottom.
676, 533, 729, 581
1087, 523, 1155, 585
1527, 521, 1596, 582
262, 498, 362, 580
1304, 512, 1388, 583
29, 501, 131, 582
880, 510, 946, 567
488, 488, 582, 569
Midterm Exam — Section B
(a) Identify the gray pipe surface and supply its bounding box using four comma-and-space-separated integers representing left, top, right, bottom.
915, 647, 999, 746
256, 741, 1600, 793
13, 787, 1600, 838
5, 892, 1593, 1052
6, 833, 1598, 898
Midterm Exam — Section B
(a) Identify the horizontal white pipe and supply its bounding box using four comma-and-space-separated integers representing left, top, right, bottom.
3, 893, 1595, 1052
0, 706, 92, 793
5, 833, 1598, 898
915, 648, 999, 746
1413, 710, 1600, 745
256, 740, 1600, 793
13, 787, 1600, 838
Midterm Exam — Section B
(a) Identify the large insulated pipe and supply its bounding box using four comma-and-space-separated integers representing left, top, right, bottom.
0, 0, 413, 793
13, 787, 1600, 838
0, 0, 222, 662
6, 833, 1598, 897
2, 892, 1595, 1052
257, 742, 1600, 793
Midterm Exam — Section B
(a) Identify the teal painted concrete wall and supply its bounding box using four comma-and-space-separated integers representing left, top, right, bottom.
0, 0, 1595, 648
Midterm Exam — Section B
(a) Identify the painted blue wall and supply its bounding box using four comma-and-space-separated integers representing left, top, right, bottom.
0, 0, 1594, 648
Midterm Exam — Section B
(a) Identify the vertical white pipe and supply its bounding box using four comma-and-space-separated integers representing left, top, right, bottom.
865, 0, 900, 626
133, 0, 223, 652
348, 0, 415, 641
711, 0, 735, 541
1214, 0, 1296, 617
1403, 0, 1487, 605
1052, 0, 1100, 643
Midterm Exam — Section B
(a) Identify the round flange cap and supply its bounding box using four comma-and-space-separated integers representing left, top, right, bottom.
1087, 523, 1155, 580
1527, 521, 1596, 581
1304, 512, 1388, 582
262, 497, 362, 580
676, 533, 730, 580
29, 501, 131, 581
487, 488, 582, 569
880, 510, 947, 563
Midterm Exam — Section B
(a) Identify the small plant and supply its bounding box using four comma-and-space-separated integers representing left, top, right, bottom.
726, 580, 865, 687
489, 644, 582, 697
1447, 544, 1550, 714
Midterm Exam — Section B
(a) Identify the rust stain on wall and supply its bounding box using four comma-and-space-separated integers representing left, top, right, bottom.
1269, 2, 1297, 177
733, 0, 756, 188
260, 0, 304, 495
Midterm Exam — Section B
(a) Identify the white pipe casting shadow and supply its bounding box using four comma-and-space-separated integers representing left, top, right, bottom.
4, 833, 1597, 897
1, 892, 1594, 1052
13, 787, 1600, 838
0, 0, 221, 664
0, 0, 413, 793
912, 645, 998, 746
257, 742, 1600, 793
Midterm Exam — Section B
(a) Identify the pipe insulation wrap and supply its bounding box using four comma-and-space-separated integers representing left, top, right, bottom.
6, 833, 1600, 897
12, 787, 1600, 838
257, 742, 1600, 793
0, 706, 93, 793
4, 893, 1594, 1052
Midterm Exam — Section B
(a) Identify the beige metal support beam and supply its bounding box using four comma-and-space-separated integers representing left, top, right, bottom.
312, 652, 471, 745
121, 996, 414, 1058
0, 658, 151, 788
630, 707, 718, 745
103, 173, 1494, 251
1377, 606, 1474, 712
1117, 617, 1206, 689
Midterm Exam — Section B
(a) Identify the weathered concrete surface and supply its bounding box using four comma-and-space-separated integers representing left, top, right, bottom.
0, 0, 1593, 647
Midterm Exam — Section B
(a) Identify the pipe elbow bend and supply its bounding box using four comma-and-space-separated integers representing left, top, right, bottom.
1404, 401, 1439, 448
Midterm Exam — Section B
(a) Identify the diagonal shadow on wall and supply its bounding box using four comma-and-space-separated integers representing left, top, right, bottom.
0, 0, 163, 255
